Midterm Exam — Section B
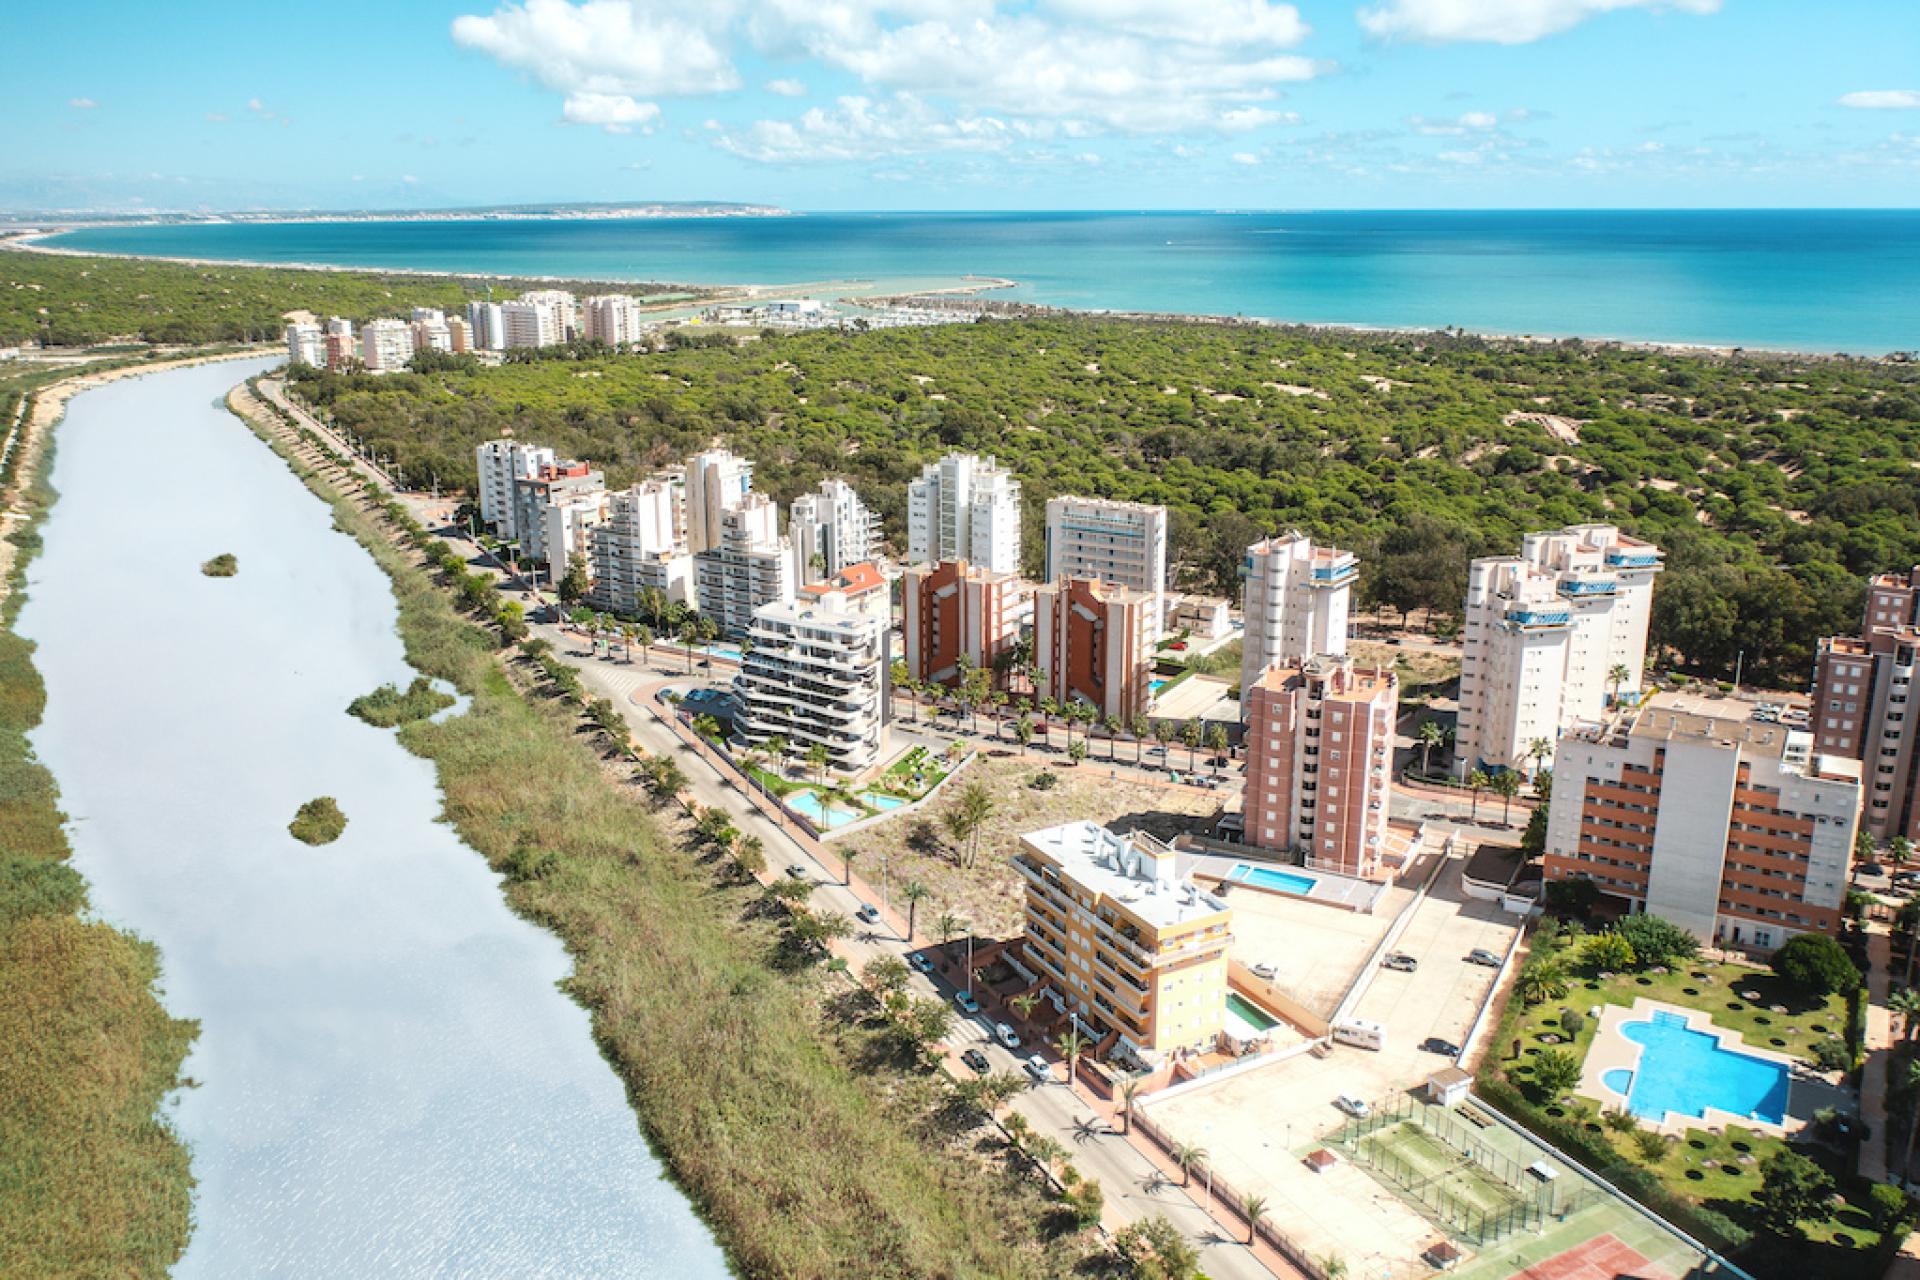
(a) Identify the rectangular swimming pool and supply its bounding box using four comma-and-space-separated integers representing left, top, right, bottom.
1225, 992, 1280, 1032
1227, 864, 1318, 897
1608, 1010, 1789, 1126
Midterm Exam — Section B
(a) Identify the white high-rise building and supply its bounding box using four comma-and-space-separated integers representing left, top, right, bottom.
732, 594, 889, 776
582, 294, 648, 346
474, 440, 556, 539
410, 311, 451, 354
685, 448, 755, 556
1455, 524, 1664, 779
510, 461, 604, 577
466, 300, 505, 351
1239, 533, 1357, 696
589, 472, 692, 615
1045, 496, 1169, 636
906, 452, 1021, 575
360, 319, 415, 373
501, 290, 574, 349
789, 478, 879, 582
694, 492, 797, 636
285, 321, 324, 366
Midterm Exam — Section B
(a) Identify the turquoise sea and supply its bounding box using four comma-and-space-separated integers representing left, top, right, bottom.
47, 210, 1920, 354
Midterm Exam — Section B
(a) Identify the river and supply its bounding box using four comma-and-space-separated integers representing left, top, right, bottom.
17, 358, 729, 1278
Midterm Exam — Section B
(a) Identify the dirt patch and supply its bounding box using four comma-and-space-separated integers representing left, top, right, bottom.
1502, 410, 1586, 445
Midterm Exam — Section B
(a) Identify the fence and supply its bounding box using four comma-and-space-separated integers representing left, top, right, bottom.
1327, 1093, 1597, 1247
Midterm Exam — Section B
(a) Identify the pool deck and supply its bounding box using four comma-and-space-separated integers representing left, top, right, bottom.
1185, 850, 1386, 913
1576, 998, 1802, 1137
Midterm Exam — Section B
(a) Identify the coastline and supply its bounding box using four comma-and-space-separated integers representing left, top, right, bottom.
7, 227, 1897, 362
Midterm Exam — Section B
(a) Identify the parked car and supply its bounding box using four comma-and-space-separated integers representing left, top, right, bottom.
961, 1048, 990, 1074
1421, 1037, 1461, 1057
955, 990, 981, 1015
1382, 953, 1418, 973
1894, 870, 1920, 886
784, 863, 809, 880
1334, 1094, 1370, 1119
907, 952, 936, 974
1466, 948, 1502, 967
995, 1022, 1021, 1049
1858, 862, 1888, 878
855, 903, 882, 925
1251, 961, 1278, 980
1024, 1054, 1052, 1082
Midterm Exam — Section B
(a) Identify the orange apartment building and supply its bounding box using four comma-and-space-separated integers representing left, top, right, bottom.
1033, 576, 1155, 722
1011, 821, 1232, 1060
1812, 565, 1920, 843
900, 558, 1032, 688
1241, 656, 1397, 878
1544, 689, 1860, 949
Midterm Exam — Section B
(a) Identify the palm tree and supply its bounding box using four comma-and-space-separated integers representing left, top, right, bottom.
1104, 714, 1122, 762
1526, 736, 1553, 781
1180, 720, 1202, 774
1055, 1028, 1090, 1095
902, 879, 931, 941
678, 620, 698, 672
806, 740, 830, 783
946, 780, 996, 869
635, 624, 654, 666
1608, 662, 1632, 705
1320, 1255, 1349, 1280
1173, 1142, 1208, 1187
1242, 1194, 1268, 1245
1014, 715, 1034, 754
934, 909, 964, 951
732, 833, 766, 882
1010, 992, 1040, 1022
1492, 770, 1522, 825
1119, 1076, 1142, 1134
1893, 987, 1920, 1042
1131, 714, 1150, 764
1416, 719, 1447, 774
1206, 723, 1230, 775
1037, 699, 1058, 752
841, 846, 860, 889
1467, 768, 1490, 821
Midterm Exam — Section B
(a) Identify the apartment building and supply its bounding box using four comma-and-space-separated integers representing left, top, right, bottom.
1545, 689, 1859, 948
1169, 594, 1232, 642
511, 461, 604, 577
474, 439, 557, 541
693, 491, 797, 636
446, 316, 471, 353
410, 310, 452, 355
685, 448, 755, 555
1455, 525, 1663, 779
789, 478, 880, 581
1034, 576, 1155, 722
797, 561, 890, 624
901, 559, 1033, 688
1045, 496, 1169, 637
501, 290, 574, 349
731, 594, 889, 775
906, 452, 1022, 574
588, 473, 692, 614
1012, 821, 1232, 1059
1239, 533, 1356, 696
582, 294, 649, 346
1242, 656, 1397, 878
285, 321, 324, 366
323, 317, 355, 371
1812, 565, 1920, 842
466, 300, 505, 351
360, 319, 415, 373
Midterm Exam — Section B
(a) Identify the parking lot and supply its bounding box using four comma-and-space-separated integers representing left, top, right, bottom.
1148, 855, 1524, 1278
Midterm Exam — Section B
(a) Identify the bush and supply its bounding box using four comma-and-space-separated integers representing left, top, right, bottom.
1615, 914, 1698, 969
1030, 770, 1059, 790
1559, 1008, 1586, 1038
1812, 1037, 1852, 1072
1581, 931, 1636, 974
1772, 932, 1860, 997
288, 796, 347, 846
346, 677, 455, 728
199, 552, 238, 577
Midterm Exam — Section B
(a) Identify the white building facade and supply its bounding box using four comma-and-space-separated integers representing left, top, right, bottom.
582, 294, 648, 346
474, 440, 556, 540
589, 474, 693, 614
685, 448, 755, 556
1044, 496, 1169, 637
501, 290, 574, 349
285, 322, 324, 366
906, 452, 1021, 575
731, 595, 889, 776
1455, 524, 1663, 778
466, 300, 505, 351
693, 491, 797, 636
789, 478, 879, 581
360, 319, 415, 373
1239, 533, 1356, 697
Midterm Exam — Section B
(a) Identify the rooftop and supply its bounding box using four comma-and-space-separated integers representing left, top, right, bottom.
1570, 688, 1855, 782
1019, 821, 1229, 930
800, 560, 887, 599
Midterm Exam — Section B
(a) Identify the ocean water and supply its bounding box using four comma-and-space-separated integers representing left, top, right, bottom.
45, 209, 1920, 353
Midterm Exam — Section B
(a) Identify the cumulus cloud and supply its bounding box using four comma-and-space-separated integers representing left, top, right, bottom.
1358, 0, 1719, 45
561, 92, 661, 132
1408, 110, 1500, 135
1838, 90, 1920, 110
69, 97, 98, 109
715, 93, 1024, 162
766, 78, 808, 96
1231, 151, 1261, 165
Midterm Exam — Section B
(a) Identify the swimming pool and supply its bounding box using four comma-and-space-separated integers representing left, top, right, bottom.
859, 790, 909, 812
1226, 864, 1318, 897
785, 790, 862, 830
1150, 678, 1169, 696
1608, 1010, 1789, 1126
1225, 992, 1280, 1032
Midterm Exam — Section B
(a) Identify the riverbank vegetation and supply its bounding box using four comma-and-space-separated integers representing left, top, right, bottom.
199, 552, 237, 577
289, 317, 1920, 688
0, 249, 699, 348
346, 676, 453, 727
0, 396, 198, 1276
287, 796, 347, 846
232, 387, 1090, 1276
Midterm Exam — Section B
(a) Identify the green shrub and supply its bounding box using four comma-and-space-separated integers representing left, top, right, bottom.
0, 855, 85, 924
199, 552, 238, 577
1772, 932, 1860, 997
346, 677, 455, 728
288, 796, 347, 846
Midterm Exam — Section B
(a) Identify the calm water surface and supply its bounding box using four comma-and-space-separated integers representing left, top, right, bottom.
17, 358, 728, 1278
47, 209, 1920, 353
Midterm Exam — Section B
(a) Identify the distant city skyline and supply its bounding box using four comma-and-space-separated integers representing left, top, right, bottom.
7, 0, 1918, 213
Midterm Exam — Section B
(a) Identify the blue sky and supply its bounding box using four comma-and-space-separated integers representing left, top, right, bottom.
6, 0, 1918, 212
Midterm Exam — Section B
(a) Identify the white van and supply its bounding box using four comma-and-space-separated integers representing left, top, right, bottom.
1332, 1018, 1386, 1051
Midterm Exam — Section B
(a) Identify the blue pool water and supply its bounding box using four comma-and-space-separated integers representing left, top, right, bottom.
859, 790, 908, 812
1149, 679, 1169, 695
1615, 1011, 1789, 1125
785, 790, 861, 830
1228, 864, 1318, 897
1602, 1067, 1634, 1095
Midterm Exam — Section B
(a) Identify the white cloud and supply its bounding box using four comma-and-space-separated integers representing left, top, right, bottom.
1358, 0, 1719, 45
205, 112, 229, 123
69, 97, 98, 109
766, 78, 808, 96
1408, 110, 1500, 135
716, 93, 1023, 162
1838, 90, 1920, 110
1231, 151, 1260, 165
1218, 106, 1300, 131
561, 91, 661, 132
247, 97, 266, 112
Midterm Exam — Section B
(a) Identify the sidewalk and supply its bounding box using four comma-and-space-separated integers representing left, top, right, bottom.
1862, 926, 1894, 1182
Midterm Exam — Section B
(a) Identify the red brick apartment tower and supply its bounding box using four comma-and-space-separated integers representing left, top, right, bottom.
1033, 576, 1154, 722
900, 559, 1032, 688
1812, 565, 1920, 843
1242, 656, 1397, 878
